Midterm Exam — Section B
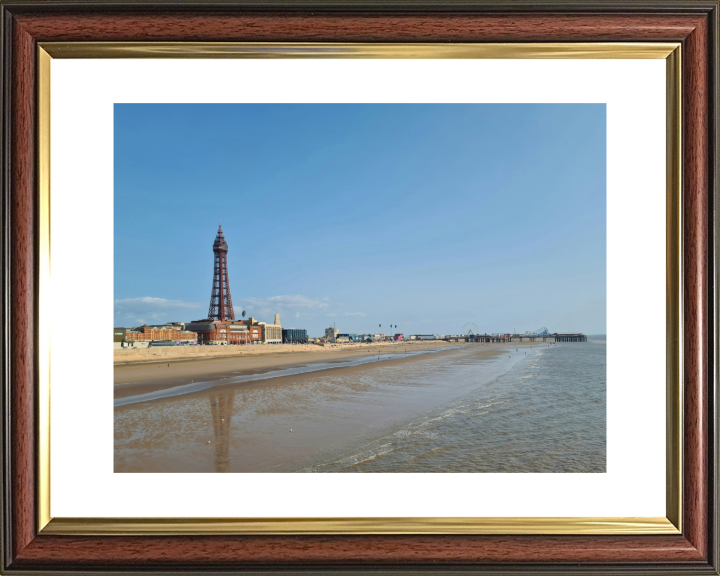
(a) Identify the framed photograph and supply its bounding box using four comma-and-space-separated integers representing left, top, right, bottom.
1, 1, 718, 573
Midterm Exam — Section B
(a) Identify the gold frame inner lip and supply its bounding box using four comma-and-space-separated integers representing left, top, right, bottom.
42, 517, 680, 536
38, 41, 680, 59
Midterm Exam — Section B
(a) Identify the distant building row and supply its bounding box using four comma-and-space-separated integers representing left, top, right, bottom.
324, 329, 409, 343
115, 316, 309, 347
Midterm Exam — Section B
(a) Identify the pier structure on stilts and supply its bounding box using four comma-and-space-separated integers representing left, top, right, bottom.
443, 329, 588, 343
552, 333, 588, 342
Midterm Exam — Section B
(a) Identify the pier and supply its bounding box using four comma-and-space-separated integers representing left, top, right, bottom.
443, 332, 587, 343
553, 333, 587, 342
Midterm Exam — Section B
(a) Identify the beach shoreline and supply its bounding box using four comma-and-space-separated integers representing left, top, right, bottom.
114, 339, 464, 367
114, 340, 543, 402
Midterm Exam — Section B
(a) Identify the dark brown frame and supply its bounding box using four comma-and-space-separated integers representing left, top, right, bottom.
1, 1, 718, 573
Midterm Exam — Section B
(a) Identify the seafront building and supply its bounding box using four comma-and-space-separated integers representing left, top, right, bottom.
184, 319, 262, 345
122, 325, 198, 344
240, 315, 282, 345
182, 316, 281, 346
261, 314, 283, 344
282, 328, 308, 344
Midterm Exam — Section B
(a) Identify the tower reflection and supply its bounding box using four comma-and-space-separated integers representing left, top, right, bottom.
208, 390, 236, 472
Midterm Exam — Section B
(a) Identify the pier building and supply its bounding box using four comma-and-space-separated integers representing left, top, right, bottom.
554, 333, 588, 342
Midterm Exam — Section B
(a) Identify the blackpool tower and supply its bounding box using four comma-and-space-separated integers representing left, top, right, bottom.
207, 224, 235, 321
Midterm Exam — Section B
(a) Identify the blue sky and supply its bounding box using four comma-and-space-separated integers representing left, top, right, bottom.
114, 104, 606, 336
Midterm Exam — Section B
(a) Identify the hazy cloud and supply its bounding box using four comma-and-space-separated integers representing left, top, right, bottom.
243, 295, 330, 310
237, 295, 330, 324
114, 297, 204, 327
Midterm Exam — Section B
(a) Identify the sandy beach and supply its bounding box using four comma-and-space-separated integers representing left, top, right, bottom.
114, 340, 541, 413
114, 339, 461, 366
114, 340, 490, 390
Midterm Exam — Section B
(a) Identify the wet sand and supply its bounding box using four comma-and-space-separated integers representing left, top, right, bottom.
114, 341, 550, 472
115, 340, 476, 396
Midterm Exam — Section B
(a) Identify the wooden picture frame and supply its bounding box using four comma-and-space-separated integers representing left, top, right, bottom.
1, 1, 718, 573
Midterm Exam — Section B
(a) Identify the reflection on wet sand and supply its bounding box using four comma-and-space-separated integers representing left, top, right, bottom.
209, 391, 235, 472
114, 344, 474, 408
115, 344, 539, 472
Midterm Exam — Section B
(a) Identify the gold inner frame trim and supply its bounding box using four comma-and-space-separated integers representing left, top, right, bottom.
36, 42, 682, 536
38, 46, 51, 533
40, 41, 679, 59
43, 516, 678, 536
665, 45, 683, 531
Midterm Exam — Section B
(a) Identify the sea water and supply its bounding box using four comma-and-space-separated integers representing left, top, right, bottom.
293, 336, 606, 473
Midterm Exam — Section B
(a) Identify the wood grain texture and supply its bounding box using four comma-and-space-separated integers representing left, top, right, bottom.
1, 4, 717, 573
13, 12, 705, 42
9, 534, 707, 567
9, 16, 36, 562
681, 11, 710, 561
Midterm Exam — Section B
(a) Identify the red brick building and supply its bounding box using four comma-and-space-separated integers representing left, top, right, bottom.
184, 320, 262, 345
125, 325, 197, 343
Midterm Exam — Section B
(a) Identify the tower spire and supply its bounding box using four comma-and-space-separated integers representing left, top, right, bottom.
207, 224, 235, 321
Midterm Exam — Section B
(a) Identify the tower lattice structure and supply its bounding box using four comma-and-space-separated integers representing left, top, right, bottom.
207, 225, 235, 321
